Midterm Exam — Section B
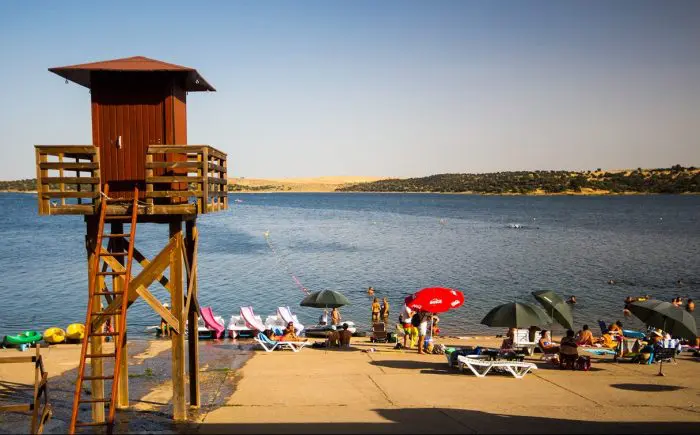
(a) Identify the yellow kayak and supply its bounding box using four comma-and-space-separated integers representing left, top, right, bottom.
66, 323, 85, 341
43, 327, 66, 344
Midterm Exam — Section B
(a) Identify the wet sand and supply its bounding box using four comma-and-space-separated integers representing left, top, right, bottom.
1, 336, 699, 434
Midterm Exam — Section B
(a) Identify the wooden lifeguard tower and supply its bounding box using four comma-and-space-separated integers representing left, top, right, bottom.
34, 56, 227, 433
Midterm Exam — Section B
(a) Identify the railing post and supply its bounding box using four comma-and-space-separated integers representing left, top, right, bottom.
146, 153, 154, 209
35, 148, 48, 215
202, 148, 209, 214
93, 148, 101, 213
58, 153, 66, 206
222, 155, 228, 210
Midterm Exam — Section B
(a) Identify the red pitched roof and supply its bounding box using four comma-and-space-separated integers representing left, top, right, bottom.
49, 56, 215, 92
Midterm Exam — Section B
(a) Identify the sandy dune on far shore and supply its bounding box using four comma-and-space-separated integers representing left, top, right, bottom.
231, 176, 387, 192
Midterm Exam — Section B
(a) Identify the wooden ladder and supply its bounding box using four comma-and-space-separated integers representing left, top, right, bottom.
69, 184, 139, 434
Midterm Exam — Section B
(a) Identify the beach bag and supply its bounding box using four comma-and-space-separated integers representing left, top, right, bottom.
449, 347, 475, 367
575, 356, 591, 371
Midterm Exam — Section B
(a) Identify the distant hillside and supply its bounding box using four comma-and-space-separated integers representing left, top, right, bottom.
0, 179, 36, 191
336, 166, 700, 194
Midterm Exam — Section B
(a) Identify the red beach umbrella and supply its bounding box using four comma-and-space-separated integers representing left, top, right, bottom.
404, 287, 465, 313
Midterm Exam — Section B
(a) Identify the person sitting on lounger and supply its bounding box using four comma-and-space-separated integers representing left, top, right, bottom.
576, 324, 594, 346
280, 322, 306, 342
501, 328, 516, 349
338, 323, 352, 347
640, 329, 663, 363
601, 329, 618, 349
264, 329, 281, 341
608, 320, 623, 334
539, 330, 560, 353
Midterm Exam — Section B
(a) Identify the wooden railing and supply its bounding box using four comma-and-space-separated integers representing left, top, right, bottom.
34, 146, 101, 215
0, 345, 53, 434
145, 145, 228, 214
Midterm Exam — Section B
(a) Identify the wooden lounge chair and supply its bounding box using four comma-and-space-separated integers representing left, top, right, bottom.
457, 355, 537, 379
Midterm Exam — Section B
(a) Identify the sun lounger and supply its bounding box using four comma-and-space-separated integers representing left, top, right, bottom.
254, 332, 309, 353
457, 355, 537, 379
514, 329, 540, 355
278, 306, 305, 335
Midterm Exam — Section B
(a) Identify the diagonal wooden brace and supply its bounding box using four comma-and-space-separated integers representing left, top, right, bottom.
92, 236, 180, 334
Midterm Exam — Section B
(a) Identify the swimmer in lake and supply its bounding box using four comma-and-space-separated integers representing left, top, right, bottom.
608, 280, 615, 285
567, 295, 577, 305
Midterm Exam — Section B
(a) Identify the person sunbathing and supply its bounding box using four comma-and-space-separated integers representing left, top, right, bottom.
576, 324, 594, 346
264, 329, 282, 341
600, 329, 618, 349
539, 330, 559, 351
280, 322, 307, 342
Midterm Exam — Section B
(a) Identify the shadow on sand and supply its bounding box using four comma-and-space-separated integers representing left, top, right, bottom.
191, 407, 699, 434
611, 383, 685, 392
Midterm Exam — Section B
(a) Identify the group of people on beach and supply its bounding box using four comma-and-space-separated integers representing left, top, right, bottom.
501, 317, 679, 367
398, 303, 440, 355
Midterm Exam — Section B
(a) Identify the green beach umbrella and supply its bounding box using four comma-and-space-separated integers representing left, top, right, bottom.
628, 299, 697, 341
300, 290, 351, 309
628, 299, 697, 376
481, 302, 551, 329
532, 290, 574, 330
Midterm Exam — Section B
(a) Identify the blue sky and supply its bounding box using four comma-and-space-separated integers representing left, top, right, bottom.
1, 0, 698, 179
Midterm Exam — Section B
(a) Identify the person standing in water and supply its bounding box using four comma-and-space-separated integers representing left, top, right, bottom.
331, 307, 341, 326
371, 298, 381, 324
380, 297, 390, 325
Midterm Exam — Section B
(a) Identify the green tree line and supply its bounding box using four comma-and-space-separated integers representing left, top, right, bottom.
336, 166, 700, 194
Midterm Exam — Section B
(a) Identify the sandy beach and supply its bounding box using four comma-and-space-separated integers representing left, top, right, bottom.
1, 336, 698, 434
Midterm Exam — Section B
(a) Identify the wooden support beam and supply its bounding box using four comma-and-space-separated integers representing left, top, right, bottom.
91, 236, 177, 332
170, 223, 186, 421
185, 220, 200, 408
132, 247, 172, 294
86, 217, 105, 424
111, 222, 129, 409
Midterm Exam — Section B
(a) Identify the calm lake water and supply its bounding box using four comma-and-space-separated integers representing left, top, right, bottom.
0, 192, 698, 338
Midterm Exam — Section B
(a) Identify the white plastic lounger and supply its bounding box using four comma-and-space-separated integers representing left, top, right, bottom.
457, 355, 537, 379
255, 333, 309, 352
278, 306, 305, 335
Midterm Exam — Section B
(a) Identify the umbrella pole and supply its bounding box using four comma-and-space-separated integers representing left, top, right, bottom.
657, 318, 666, 377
